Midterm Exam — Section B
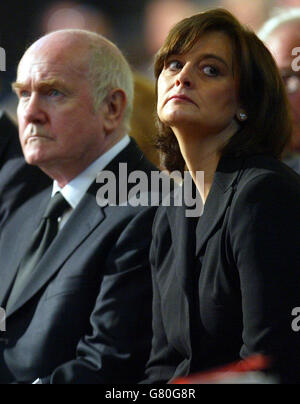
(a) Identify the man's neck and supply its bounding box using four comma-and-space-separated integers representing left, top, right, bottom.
40, 134, 129, 188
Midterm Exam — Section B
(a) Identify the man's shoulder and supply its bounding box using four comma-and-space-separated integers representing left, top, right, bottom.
0, 111, 22, 165
111, 137, 159, 175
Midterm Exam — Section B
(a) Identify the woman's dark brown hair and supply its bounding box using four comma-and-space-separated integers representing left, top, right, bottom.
154, 8, 292, 173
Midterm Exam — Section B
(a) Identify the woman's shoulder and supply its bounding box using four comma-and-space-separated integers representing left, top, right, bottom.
236, 154, 300, 193
230, 154, 300, 217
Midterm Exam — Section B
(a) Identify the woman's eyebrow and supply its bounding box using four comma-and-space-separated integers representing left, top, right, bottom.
199, 53, 230, 69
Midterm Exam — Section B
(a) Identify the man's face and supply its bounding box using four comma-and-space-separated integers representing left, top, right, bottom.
14, 36, 105, 181
265, 23, 300, 152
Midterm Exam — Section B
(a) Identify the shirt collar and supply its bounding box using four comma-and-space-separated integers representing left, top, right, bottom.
52, 135, 130, 209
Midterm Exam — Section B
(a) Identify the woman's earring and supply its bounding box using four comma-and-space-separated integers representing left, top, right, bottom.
237, 110, 247, 122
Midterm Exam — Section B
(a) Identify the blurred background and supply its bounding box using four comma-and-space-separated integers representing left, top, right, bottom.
1, 0, 300, 164
2, 0, 300, 86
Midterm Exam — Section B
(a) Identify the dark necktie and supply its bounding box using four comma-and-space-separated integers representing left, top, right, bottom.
6, 192, 70, 310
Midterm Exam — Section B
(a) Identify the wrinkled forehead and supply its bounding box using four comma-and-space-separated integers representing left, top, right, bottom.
17, 58, 88, 85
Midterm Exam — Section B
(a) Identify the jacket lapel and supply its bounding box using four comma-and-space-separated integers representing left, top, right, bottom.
167, 204, 198, 357
195, 155, 244, 256
6, 183, 104, 317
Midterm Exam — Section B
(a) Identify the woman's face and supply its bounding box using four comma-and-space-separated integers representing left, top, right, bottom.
157, 31, 240, 137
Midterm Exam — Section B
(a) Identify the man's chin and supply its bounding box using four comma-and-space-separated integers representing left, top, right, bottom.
24, 153, 46, 167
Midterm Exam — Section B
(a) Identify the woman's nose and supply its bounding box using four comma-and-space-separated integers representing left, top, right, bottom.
175, 64, 193, 88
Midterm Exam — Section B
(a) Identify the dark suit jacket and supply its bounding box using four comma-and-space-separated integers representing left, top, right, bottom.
0, 138, 158, 384
144, 154, 300, 384
0, 111, 51, 226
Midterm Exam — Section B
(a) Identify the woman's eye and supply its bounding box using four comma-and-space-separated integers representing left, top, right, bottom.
203, 65, 219, 77
167, 60, 183, 71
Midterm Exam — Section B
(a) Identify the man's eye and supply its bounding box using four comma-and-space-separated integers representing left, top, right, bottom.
48, 89, 62, 97
203, 65, 219, 77
19, 90, 30, 98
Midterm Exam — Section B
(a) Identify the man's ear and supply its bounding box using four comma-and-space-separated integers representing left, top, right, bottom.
102, 89, 127, 134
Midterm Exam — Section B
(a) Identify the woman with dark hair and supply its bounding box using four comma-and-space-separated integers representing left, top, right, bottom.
144, 9, 300, 384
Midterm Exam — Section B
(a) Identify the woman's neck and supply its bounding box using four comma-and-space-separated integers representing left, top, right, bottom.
174, 120, 238, 203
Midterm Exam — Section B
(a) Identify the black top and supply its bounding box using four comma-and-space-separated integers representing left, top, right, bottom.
144, 153, 300, 384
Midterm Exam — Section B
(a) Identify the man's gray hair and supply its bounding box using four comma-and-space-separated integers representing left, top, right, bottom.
258, 7, 300, 40
87, 33, 134, 133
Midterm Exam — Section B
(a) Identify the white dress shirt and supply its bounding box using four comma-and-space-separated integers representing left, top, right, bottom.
51, 135, 130, 229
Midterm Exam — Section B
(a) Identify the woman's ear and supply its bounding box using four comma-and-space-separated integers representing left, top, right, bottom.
236, 108, 248, 122
102, 89, 127, 134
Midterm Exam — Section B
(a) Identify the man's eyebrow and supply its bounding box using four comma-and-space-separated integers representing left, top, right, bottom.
11, 82, 23, 92
12, 78, 69, 92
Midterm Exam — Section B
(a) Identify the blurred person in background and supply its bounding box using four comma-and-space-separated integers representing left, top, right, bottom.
259, 7, 300, 173
220, 0, 275, 31
276, 0, 300, 7
131, 73, 161, 167
37, 0, 113, 38
141, 0, 202, 79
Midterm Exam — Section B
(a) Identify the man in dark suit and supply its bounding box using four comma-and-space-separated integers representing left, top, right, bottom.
0, 29, 157, 384
0, 111, 51, 226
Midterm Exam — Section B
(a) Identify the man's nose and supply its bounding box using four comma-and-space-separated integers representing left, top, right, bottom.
21, 93, 47, 124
